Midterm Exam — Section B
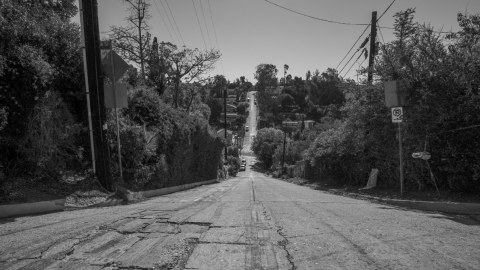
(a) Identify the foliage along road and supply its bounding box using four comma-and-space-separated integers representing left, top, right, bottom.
1, 157, 479, 269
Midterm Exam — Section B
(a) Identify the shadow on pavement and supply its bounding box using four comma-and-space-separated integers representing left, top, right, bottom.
0, 217, 16, 224
429, 214, 480, 226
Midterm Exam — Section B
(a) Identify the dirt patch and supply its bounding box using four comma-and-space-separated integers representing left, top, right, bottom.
278, 177, 480, 204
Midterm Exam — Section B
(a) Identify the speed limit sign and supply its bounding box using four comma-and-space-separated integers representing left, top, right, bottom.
391, 107, 403, 123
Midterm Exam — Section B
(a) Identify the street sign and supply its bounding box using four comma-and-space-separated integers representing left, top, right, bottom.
391, 107, 403, 123
104, 84, 128, 108
102, 50, 130, 83
384, 80, 408, 107
100, 40, 112, 49
100, 40, 112, 60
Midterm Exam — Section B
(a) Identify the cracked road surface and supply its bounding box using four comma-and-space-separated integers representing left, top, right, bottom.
1, 158, 480, 270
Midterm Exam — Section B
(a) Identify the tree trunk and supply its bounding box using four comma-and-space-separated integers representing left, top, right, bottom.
174, 80, 179, 108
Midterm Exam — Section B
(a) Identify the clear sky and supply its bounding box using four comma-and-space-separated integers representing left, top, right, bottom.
72, 0, 479, 83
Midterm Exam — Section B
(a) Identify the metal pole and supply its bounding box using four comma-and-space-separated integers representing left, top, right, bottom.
224, 88, 227, 162
282, 128, 286, 170
109, 51, 123, 179
367, 11, 377, 83
79, 0, 96, 174
399, 122, 404, 196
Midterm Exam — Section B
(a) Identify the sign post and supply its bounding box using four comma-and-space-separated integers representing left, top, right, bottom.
102, 49, 129, 179
392, 107, 404, 195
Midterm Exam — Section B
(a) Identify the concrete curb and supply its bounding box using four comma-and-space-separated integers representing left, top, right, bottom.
372, 196, 480, 215
0, 199, 66, 219
339, 192, 480, 215
0, 179, 219, 219
280, 179, 480, 215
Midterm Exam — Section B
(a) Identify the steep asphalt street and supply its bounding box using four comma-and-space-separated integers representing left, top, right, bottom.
1, 159, 479, 269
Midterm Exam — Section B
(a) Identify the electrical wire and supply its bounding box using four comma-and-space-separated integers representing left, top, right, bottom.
262, 0, 370, 25
192, 0, 208, 49
207, 0, 225, 75
377, 0, 396, 21
336, 24, 370, 70
152, 0, 176, 45
159, 0, 181, 46
199, 0, 213, 49
344, 50, 367, 77
338, 39, 368, 75
164, 0, 185, 46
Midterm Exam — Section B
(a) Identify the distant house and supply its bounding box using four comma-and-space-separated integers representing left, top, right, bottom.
217, 128, 233, 144
304, 120, 315, 129
282, 120, 315, 130
228, 95, 237, 103
220, 113, 238, 122
225, 104, 236, 113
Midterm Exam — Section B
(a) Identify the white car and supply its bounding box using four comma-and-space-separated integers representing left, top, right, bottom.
245, 126, 249, 132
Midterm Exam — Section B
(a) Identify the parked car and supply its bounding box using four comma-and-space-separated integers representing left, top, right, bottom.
240, 164, 246, 171
245, 125, 249, 132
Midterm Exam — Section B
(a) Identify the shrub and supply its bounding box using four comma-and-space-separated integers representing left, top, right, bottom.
17, 91, 83, 179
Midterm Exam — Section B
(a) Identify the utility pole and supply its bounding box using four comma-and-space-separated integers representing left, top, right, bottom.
367, 11, 377, 83
80, 0, 113, 190
282, 129, 287, 170
224, 86, 228, 162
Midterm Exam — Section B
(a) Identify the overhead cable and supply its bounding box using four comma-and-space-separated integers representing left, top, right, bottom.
339, 35, 370, 75
192, 0, 208, 49
344, 48, 367, 77
377, 0, 396, 21
199, 0, 213, 48
152, 0, 176, 45
164, 0, 185, 46
159, 0, 181, 46
262, 0, 370, 25
207, 0, 225, 75
335, 25, 370, 70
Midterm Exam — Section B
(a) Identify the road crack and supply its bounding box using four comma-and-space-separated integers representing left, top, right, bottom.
276, 226, 297, 270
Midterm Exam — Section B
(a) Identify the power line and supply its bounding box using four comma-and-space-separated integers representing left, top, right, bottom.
377, 0, 396, 21
191, 0, 208, 49
262, 0, 370, 26
199, 0, 213, 49
335, 24, 371, 70
164, 0, 185, 46
344, 50, 367, 77
338, 37, 369, 75
152, 0, 176, 45
207, 0, 225, 75
159, 0, 181, 45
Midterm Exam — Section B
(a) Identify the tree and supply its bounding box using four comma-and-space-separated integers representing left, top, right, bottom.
254, 63, 278, 92
308, 68, 344, 105
160, 42, 221, 108
236, 102, 248, 115
108, 0, 151, 79
280, 94, 295, 109
0, 0, 84, 172
206, 97, 223, 124
147, 37, 166, 95
306, 70, 311, 81
283, 64, 289, 87
251, 128, 284, 169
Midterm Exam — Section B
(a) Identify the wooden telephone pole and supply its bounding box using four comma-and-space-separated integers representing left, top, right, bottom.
80, 0, 113, 190
367, 11, 377, 83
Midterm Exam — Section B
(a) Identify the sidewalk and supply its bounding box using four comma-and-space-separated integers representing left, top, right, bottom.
0, 179, 218, 219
